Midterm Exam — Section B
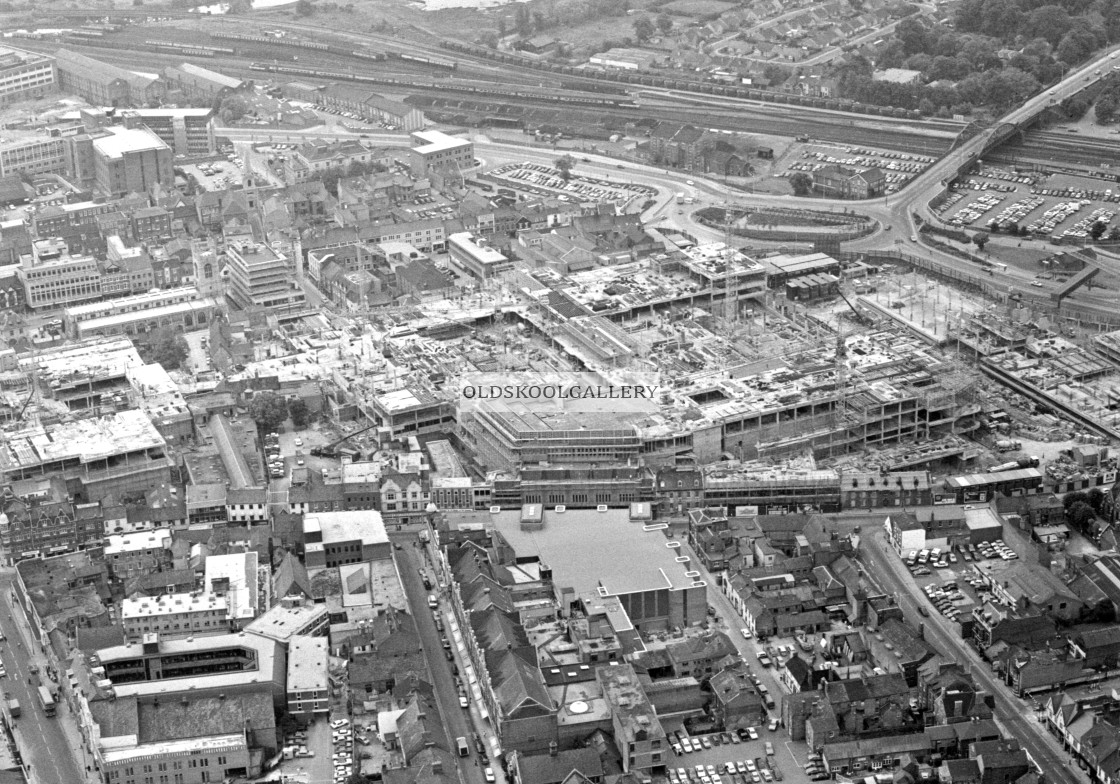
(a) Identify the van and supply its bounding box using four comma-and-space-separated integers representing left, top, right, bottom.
906, 551, 918, 566
456, 737, 470, 757
427, 595, 438, 609
918, 549, 930, 564
930, 548, 942, 562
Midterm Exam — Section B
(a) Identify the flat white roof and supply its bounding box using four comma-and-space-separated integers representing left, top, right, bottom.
204, 552, 259, 620
411, 129, 470, 154
286, 635, 328, 692
121, 591, 227, 619
105, 528, 171, 556
92, 126, 168, 160
303, 510, 388, 547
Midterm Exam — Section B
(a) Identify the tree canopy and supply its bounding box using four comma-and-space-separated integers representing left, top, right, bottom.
249, 392, 289, 434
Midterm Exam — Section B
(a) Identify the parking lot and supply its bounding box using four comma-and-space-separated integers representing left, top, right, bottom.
668, 727, 823, 784
487, 162, 656, 206
782, 143, 936, 193
935, 164, 1120, 242
182, 157, 243, 191
902, 540, 1021, 622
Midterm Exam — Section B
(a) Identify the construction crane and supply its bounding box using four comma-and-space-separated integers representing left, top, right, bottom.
11, 383, 35, 424
838, 289, 873, 327
309, 421, 381, 459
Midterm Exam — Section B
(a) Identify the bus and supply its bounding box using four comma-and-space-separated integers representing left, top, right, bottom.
37, 686, 55, 717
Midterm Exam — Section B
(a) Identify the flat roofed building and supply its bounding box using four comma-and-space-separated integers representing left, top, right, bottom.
204, 552, 260, 627
225, 239, 306, 310
96, 632, 286, 704
0, 45, 57, 106
286, 635, 329, 718
303, 509, 390, 570
409, 129, 473, 176
17, 237, 101, 309
126, 107, 215, 156
491, 507, 708, 633
92, 125, 174, 198
462, 404, 640, 472
598, 663, 667, 773
0, 132, 66, 178
97, 733, 251, 784
245, 599, 329, 644
0, 408, 172, 499
448, 232, 511, 280
121, 591, 229, 642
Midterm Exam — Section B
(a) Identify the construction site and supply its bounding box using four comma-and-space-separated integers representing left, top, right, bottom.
224, 242, 1120, 489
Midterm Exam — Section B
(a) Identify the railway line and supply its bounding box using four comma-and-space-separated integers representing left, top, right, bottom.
24, 9, 969, 136
987, 129, 1120, 169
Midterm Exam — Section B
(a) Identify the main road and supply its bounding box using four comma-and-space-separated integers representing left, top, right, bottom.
860, 531, 1084, 784
392, 538, 487, 784
0, 572, 89, 784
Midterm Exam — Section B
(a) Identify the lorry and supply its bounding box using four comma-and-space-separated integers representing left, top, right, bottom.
995, 439, 1022, 452
5, 694, 19, 718
676, 192, 685, 205
418, 529, 430, 544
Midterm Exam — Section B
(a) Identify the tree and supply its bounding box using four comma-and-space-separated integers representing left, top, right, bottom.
972, 231, 989, 251
249, 392, 289, 434
1026, 5, 1071, 48
634, 16, 654, 42
218, 95, 249, 124
295, 0, 313, 14
1057, 28, 1096, 66
1090, 220, 1108, 240
1068, 501, 1095, 531
763, 64, 788, 86
289, 399, 311, 429
554, 154, 575, 181
1096, 93, 1119, 124
496, 18, 507, 38
1063, 490, 1090, 511
147, 329, 188, 370
789, 172, 813, 196
278, 712, 300, 736
1088, 487, 1106, 513
656, 13, 673, 34
346, 774, 368, 784
227, 0, 250, 14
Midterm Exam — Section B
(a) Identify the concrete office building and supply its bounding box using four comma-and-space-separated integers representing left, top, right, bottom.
225, 240, 306, 311
448, 232, 511, 281
125, 108, 216, 155
120, 591, 230, 642
286, 635, 329, 718
409, 129, 473, 176
303, 510, 390, 570
17, 237, 101, 309
92, 126, 174, 198
0, 46, 56, 106
0, 132, 66, 178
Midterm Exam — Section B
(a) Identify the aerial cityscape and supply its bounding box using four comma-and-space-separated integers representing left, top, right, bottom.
0, 1, 1119, 784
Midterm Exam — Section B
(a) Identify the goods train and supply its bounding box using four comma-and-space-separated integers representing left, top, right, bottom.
248, 62, 638, 108
212, 31, 457, 70
144, 40, 235, 57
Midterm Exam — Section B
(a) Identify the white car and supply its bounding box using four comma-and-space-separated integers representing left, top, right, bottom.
485, 768, 496, 783
741, 628, 753, 639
